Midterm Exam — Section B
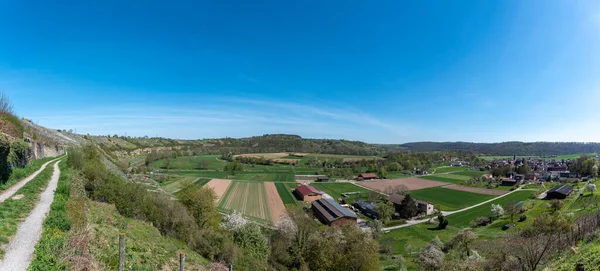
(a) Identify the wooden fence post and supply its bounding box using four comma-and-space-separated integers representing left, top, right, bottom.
119, 233, 126, 271
179, 251, 185, 271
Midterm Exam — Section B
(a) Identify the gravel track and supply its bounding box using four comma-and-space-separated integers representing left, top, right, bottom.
0, 157, 61, 204
0, 161, 61, 271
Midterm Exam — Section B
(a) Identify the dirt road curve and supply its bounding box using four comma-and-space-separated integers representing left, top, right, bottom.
0, 161, 61, 271
0, 157, 61, 204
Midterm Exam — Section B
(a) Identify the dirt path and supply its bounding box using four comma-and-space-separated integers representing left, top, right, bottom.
0, 161, 61, 270
205, 179, 232, 203
264, 182, 286, 224
0, 156, 62, 204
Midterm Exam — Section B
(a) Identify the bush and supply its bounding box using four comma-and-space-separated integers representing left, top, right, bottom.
66, 146, 84, 170
8, 140, 30, 167
77, 144, 236, 262
476, 217, 491, 226
0, 135, 10, 182
438, 215, 449, 229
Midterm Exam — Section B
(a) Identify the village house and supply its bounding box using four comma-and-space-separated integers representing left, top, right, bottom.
357, 173, 377, 181
415, 169, 428, 175
312, 198, 358, 226
513, 174, 524, 182
388, 194, 434, 216
316, 176, 329, 182
546, 185, 574, 200
354, 200, 378, 218
294, 185, 323, 202
525, 173, 537, 181
501, 178, 518, 186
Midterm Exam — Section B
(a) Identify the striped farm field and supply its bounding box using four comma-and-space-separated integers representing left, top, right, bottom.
218, 182, 271, 223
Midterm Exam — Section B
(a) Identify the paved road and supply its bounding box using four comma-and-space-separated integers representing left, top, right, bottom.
0, 156, 63, 204
0, 161, 61, 271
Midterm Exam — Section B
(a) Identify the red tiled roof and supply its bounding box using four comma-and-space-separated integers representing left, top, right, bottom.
295, 185, 321, 196
359, 173, 377, 178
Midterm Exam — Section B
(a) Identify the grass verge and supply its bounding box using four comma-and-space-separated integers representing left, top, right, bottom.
29, 161, 71, 270
0, 161, 54, 258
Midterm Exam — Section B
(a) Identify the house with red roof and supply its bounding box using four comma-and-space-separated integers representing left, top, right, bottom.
357, 173, 377, 180
294, 185, 323, 202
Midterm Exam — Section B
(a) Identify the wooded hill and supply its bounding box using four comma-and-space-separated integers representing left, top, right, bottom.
99, 134, 383, 156
382, 141, 600, 156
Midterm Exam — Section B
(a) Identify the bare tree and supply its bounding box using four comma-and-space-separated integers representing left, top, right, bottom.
0, 91, 14, 115
384, 184, 409, 195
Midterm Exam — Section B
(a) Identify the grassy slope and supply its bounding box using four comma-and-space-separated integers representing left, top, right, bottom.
88, 201, 209, 270
546, 240, 600, 270
408, 187, 494, 211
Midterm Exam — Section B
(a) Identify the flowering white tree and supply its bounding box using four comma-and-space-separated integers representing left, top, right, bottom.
275, 216, 298, 238
418, 244, 444, 270
586, 183, 597, 195
491, 204, 504, 218
221, 211, 247, 231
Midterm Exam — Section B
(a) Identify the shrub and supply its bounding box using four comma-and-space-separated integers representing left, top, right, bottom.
438, 215, 449, 229
0, 135, 10, 182
8, 140, 30, 167
476, 217, 491, 226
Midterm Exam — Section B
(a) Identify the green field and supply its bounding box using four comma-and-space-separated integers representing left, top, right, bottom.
154, 154, 390, 182
167, 170, 294, 182
152, 155, 227, 170
311, 183, 372, 200
218, 182, 271, 223
446, 190, 532, 228
380, 223, 459, 270
275, 183, 299, 205
408, 187, 494, 211
451, 171, 487, 178
432, 166, 467, 173
194, 178, 211, 186
159, 175, 199, 194
419, 175, 464, 185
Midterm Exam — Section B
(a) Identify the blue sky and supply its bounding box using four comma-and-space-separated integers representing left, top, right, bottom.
1, 0, 599, 143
